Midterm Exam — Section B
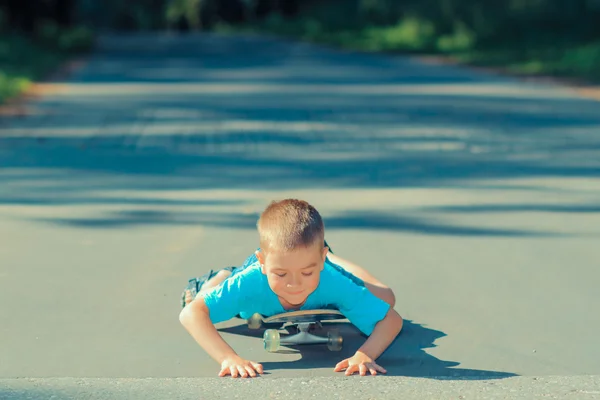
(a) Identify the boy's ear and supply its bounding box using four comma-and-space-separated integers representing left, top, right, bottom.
255, 250, 266, 274
321, 245, 329, 268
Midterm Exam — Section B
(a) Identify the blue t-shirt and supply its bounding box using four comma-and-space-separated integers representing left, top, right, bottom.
200, 257, 391, 336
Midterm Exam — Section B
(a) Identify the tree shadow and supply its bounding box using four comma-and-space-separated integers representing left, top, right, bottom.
2, 33, 599, 380
217, 318, 516, 379
28, 207, 574, 237
424, 204, 600, 214
73, 34, 503, 86
1, 34, 600, 225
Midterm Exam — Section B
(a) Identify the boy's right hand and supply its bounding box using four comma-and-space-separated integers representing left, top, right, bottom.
179, 298, 262, 378
219, 355, 263, 378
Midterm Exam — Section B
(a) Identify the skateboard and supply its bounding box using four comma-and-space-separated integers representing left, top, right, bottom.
246, 309, 345, 352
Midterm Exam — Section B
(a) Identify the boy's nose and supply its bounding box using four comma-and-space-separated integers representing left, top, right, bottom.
287, 275, 301, 287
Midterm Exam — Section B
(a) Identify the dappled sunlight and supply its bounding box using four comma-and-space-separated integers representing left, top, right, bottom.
2, 33, 600, 240
14, 198, 596, 237
2, 173, 599, 237
129, 66, 293, 81
3, 1, 600, 382
35, 81, 585, 99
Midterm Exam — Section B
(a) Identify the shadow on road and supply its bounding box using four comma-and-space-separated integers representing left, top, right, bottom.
1, 33, 597, 379
1, 35, 600, 227
217, 318, 516, 379
23, 207, 575, 237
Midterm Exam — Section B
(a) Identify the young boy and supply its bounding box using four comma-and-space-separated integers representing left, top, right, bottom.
179, 199, 403, 378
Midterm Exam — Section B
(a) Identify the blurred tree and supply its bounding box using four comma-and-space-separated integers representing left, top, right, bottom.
2, 0, 37, 33
166, 0, 203, 30
1, 0, 598, 41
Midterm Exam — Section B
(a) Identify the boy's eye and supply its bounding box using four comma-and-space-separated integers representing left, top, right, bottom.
275, 273, 287, 277
302, 272, 313, 276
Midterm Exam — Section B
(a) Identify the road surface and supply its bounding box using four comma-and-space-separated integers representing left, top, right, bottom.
1, 33, 599, 398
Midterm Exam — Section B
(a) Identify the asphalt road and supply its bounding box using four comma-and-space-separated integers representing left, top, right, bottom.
1, 376, 599, 399
1, 33, 599, 397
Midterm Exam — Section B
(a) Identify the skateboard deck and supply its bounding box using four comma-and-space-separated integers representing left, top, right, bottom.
246, 309, 346, 352
264, 309, 344, 323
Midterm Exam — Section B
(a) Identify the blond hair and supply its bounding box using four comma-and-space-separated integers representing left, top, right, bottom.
257, 199, 324, 253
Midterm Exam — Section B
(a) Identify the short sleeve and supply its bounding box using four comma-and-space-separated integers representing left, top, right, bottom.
330, 272, 391, 336
200, 270, 255, 324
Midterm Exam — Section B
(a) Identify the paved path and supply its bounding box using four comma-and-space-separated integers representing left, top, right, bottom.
1, 376, 600, 399
1, 33, 599, 397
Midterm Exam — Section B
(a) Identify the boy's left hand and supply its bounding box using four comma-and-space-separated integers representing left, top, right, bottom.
334, 351, 387, 376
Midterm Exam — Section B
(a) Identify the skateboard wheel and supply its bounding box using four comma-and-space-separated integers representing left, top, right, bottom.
263, 329, 280, 352
327, 330, 343, 351
247, 313, 262, 330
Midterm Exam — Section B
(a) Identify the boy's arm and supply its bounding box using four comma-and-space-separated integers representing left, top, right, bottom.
179, 298, 263, 377
334, 308, 403, 376
357, 308, 403, 359
326, 266, 403, 376
179, 298, 236, 362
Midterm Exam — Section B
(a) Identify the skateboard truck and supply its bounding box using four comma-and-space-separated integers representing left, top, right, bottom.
264, 323, 343, 352
247, 310, 345, 352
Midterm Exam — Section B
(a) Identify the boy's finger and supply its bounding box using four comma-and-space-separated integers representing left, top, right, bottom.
345, 365, 357, 376
374, 363, 387, 374
334, 359, 348, 372
237, 366, 248, 378
359, 364, 368, 376
251, 362, 264, 373
218, 368, 228, 377
229, 366, 238, 378
245, 365, 257, 377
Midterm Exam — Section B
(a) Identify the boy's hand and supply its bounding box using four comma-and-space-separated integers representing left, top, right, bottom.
219, 355, 263, 378
334, 351, 387, 376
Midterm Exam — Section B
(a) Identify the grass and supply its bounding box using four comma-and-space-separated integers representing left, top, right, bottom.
0, 25, 94, 104
216, 7, 600, 85
455, 42, 600, 83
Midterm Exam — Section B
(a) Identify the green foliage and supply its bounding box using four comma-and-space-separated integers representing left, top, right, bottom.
223, 0, 600, 82
0, 35, 55, 102
2, 0, 600, 102
0, 71, 29, 104
166, 0, 204, 29
436, 22, 476, 52
37, 22, 95, 52
458, 41, 600, 81
0, 25, 94, 104
74, 0, 247, 31
366, 17, 438, 51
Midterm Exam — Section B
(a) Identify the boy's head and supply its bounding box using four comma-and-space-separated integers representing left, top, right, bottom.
255, 199, 328, 308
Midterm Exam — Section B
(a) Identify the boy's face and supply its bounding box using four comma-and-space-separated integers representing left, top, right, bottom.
257, 242, 329, 308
